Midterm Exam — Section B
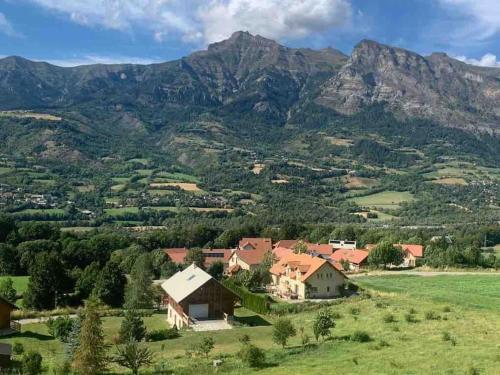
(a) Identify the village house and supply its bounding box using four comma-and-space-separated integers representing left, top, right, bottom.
395, 244, 424, 267
330, 249, 369, 271
164, 247, 233, 269
273, 240, 334, 257
269, 253, 347, 300
227, 237, 272, 273
161, 264, 239, 328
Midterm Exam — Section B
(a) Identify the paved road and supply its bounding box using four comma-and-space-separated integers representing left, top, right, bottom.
349, 270, 500, 278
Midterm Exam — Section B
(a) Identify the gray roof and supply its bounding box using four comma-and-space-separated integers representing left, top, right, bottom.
161, 263, 212, 303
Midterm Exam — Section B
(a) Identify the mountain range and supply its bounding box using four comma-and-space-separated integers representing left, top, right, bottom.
1, 31, 500, 134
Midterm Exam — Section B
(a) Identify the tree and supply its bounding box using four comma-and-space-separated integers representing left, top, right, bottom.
272, 318, 296, 348
21, 351, 43, 375
194, 337, 215, 358
0, 243, 20, 275
184, 248, 205, 269
24, 252, 69, 310
0, 277, 17, 303
368, 241, 405, 269
65, 315, 81, 361
0, 214, 15, 243
93, 260, 126, 307
114, 339, 153, 375
119, 310, 146, 342
75, 262, 100, 299
72, 299, 108, 375
292, 240, 308, 254
124, 254, 155, 309
207, 261, 224, 280
313, 309, 336, 342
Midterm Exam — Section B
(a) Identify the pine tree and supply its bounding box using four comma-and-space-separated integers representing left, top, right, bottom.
119, 310, 146, 342
124, 254, 155, 309
72, 300, 108, 375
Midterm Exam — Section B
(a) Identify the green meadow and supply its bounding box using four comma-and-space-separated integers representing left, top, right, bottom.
1, 274, 499, 374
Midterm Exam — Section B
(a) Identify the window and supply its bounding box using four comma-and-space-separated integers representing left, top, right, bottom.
327, 287, 330, 292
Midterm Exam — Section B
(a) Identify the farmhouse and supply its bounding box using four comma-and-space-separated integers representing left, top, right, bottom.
269, 253, 347, 299
330, 249, 369, 271
239, 237, 272, 252
161, 264, 239, 328
395, 244, 424, 267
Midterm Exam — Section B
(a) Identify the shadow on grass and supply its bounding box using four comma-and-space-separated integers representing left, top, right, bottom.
4, 330, 54, 341
234, 314, 271, 327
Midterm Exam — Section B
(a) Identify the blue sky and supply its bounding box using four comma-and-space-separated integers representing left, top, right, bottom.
1, 0, 500, 67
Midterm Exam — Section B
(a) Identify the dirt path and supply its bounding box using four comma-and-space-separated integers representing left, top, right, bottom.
17, 314, 77, 325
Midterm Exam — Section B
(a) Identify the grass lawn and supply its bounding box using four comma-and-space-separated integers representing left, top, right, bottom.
0, 275, 498, 373
0, 276, 29, 295
349, 191, 415, 209
0, 167, 13, 175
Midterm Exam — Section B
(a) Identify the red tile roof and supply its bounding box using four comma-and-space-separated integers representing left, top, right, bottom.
331, 249, 369, 265
164, 248, 233, 267
239, 238, 272, 252
270, 253, 346, 282
395, 244, 424, 258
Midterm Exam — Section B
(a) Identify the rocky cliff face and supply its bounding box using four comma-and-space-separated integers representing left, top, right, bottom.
316, 40, 500, 132
1, 34, 500, 132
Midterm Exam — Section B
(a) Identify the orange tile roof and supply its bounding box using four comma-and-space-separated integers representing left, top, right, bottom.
231, 248, 270, 266
164, 248, 233, 267
273, 240, 298, 249
239, 238, 272, 252
270, 253, 346, 282
395, 244, 424, 258
331, 249, 369, 265
272, 246, 293, 261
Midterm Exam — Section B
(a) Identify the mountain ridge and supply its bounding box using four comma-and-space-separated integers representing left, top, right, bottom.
1, 32, 500, 134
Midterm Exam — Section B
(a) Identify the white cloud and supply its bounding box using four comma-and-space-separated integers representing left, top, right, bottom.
197, 0, 352, 44
456, 53, 500, 67
27, 0, 352, 44
439, 0, 500, 42
0, 12, 22, 37
38, 54, 160, 67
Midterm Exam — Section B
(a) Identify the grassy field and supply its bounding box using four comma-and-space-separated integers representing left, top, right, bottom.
0, 276, 29, 295
1, 275, 499, 373
349, 191, 415, 209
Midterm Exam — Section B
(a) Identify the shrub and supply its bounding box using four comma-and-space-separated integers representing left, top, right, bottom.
383, 314, 396, 323
375, 301, 387, 309
442, 331, 451, 341
12, 342, 24, 355
425, 311, 441, 321
222, 279, 269, 314
46, 316, 75, 342
349, 307, 360, 316
351, 331, 371, 343
52, 361, 72, 375
313, 309, 336, 342
21, 351, 43, 375
238, 344, 266, 368
408, 308, 417, 314
443, 306, 451, 313
146, 327, 180, 341
405, 313, 418, 323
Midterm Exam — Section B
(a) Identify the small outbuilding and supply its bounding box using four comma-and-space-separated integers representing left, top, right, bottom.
0, 296, 18, 331
161, 264, 239, 329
